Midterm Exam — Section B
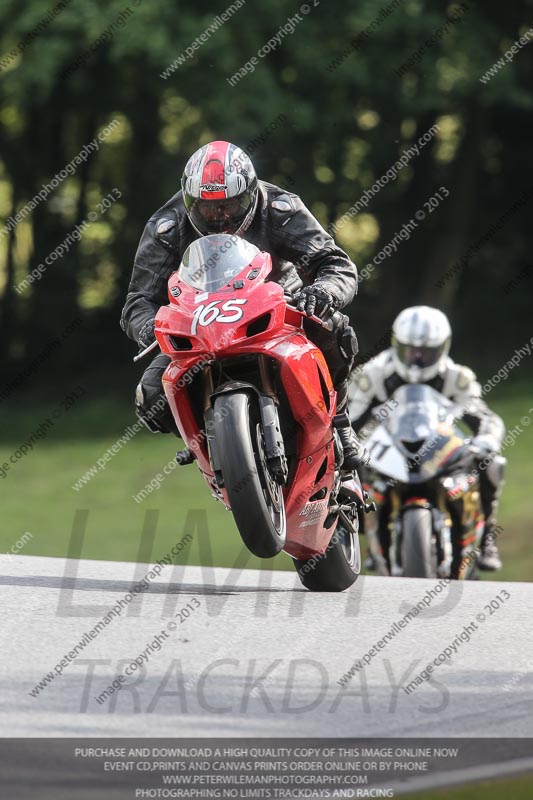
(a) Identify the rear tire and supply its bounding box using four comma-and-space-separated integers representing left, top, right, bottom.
214, 392, 286, 558
401, 507, 436, 577
294, 513, 361, 592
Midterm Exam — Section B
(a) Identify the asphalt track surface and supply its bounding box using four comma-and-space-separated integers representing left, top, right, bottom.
1, 554, 533, 796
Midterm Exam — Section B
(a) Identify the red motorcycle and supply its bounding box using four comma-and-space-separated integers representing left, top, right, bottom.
136, 234, 366, 591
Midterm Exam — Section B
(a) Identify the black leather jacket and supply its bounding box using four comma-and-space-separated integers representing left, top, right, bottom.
120, 181, 357, 343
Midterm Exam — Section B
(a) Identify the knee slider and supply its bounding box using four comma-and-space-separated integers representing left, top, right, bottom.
135, 382, 166, 433
334, 315, 358, 361
485, 455, 506, 488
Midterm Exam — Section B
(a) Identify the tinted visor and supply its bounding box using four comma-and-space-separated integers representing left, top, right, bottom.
185, 191, 255, 235
396, 342, 445, 370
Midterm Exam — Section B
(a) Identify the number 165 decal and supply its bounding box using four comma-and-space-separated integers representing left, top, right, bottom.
191, 299, 247, 335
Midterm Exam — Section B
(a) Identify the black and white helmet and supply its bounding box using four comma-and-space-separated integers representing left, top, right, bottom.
392, 306, 451, 382
181, 140, 258, 236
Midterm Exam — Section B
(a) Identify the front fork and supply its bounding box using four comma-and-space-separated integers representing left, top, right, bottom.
432, 505, 453, 578
203, 358, 288, 487
387, 487, 452, 578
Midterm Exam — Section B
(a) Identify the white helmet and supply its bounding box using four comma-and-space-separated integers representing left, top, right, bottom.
392, 306, 451, 382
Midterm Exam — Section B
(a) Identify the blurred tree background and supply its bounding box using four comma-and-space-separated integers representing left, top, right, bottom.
1, 0, 532, 574
1, 0, 532, 380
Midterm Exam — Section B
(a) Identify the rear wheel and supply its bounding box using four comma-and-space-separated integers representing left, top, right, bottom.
401, 507, 436, 577
293, 506, 361, 592
214, 392, 286, 558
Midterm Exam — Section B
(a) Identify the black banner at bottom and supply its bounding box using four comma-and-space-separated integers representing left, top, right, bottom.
1, 738, 532, 799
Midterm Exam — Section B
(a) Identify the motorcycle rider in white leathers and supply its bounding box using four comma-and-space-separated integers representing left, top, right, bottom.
348, 306, 505, 572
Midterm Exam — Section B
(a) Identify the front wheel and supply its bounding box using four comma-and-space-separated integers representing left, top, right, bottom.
213, 392, 286, 558
293, 512, 361, 592
401, 507, 436, 577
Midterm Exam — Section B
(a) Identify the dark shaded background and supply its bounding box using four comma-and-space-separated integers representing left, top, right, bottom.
1, 0, 532, 387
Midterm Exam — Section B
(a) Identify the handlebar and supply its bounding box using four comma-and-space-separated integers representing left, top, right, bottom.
133, 339, 159, 363
285, 301, 344, 333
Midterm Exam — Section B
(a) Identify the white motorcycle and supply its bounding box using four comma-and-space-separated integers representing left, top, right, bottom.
363, 385, 485, 579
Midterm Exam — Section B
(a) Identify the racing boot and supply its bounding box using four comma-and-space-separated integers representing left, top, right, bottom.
334, 411, 371, 470
477, 457, 505, 571
176, 449, 194, 466
478, 524, 502, 571
364, 552, 377, 571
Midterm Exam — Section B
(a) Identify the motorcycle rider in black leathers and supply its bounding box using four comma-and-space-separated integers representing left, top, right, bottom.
348, 306, 506, 572
121, 140, 369, 469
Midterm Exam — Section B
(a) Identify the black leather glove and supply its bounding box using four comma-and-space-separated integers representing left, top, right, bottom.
138, 318, 156, 350
294, 283, 339, 319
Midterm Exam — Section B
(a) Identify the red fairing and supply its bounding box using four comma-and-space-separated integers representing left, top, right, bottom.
155, 248, 339, 560
199, 141, 231, 199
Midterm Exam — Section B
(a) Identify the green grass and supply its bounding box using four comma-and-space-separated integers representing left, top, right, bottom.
0, 392, 285, 571
1, 381, 532, 578
401, 771, 533, 799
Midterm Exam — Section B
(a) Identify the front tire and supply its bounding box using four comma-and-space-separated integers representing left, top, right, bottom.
401, 507, 436, 577
293, 513, 361, 592
214, 392, 286, 558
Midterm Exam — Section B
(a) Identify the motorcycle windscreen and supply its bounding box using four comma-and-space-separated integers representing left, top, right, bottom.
178, 234, 261, 292
385, 384, 445, 446
385, 385, 464, 481
366, 385, 457, 483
